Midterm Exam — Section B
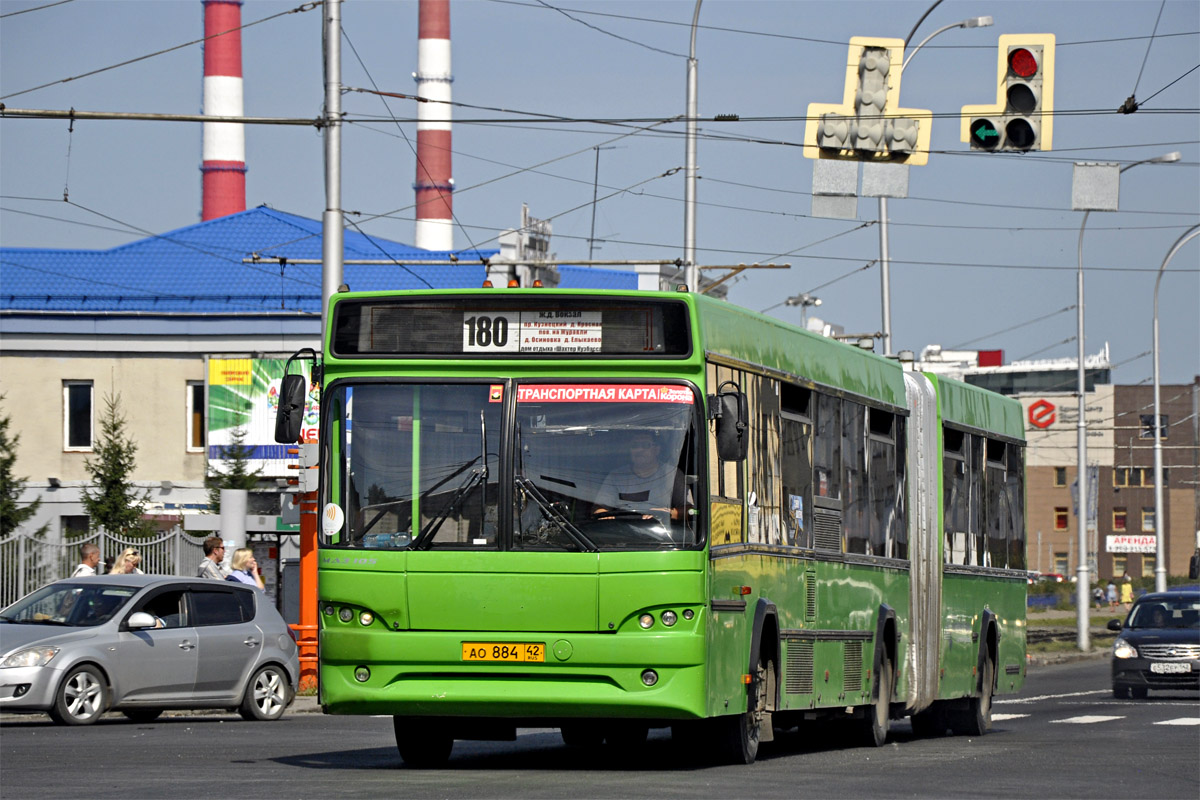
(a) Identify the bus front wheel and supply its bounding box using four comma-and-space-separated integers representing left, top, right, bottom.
394, 716, 453, 768
718, 652, 770, 765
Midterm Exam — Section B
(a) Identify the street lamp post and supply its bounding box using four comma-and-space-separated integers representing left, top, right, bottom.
1152, 223, 1200, 593
883, 14, 993, 355
786, 292, 822, 329
683, 0, 702, 292
1074, 151, 1180, 648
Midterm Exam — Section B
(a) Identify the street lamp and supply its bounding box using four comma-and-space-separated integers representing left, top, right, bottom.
1074, 150, 1180, 648
878, 13, 994, 355
1152, 223, 1199, 592
786, 292, 822, 328
683, 0, 702, 292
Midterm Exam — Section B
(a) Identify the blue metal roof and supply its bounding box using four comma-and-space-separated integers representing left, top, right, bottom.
0, 206, 637, 313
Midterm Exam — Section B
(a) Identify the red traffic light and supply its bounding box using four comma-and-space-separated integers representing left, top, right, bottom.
1008, 47, 1039, 78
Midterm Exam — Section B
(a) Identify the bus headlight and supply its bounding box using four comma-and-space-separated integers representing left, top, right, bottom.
1112, 639, 1138, 659
661, 611, 678, 627
638, 614, 654, 629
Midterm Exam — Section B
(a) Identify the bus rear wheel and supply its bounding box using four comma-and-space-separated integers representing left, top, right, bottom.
393, 716, 453, 768
862, 656, 892, 747
952, 657, 994, 737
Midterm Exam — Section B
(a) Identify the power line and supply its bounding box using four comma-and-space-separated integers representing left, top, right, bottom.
0, 1, 322, 102
0, 0, 75, 20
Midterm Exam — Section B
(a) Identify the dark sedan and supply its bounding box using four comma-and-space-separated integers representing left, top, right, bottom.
0, 575, 298, 724
1108, 590, 1200, 699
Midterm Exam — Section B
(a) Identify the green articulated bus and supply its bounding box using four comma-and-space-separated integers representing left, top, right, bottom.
275, 288, 1028, 766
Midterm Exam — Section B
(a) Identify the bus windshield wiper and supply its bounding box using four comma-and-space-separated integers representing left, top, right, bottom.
412, 468, 486, 548
515, 476, 596, 552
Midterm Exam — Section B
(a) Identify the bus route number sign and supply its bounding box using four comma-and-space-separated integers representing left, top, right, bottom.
463, 311, 602, 354
461, 642, 546, 662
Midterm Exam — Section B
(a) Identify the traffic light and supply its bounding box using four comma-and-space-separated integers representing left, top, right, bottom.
805, 37, 932, 166
961, 34, 1055, 152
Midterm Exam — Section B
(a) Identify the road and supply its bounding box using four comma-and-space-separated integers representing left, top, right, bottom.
1, 657, 1196, 799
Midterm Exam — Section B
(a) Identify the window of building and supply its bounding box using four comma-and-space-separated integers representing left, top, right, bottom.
1113, 554, 1127, 576
1054, 467, 1067, 487
1141, 507, 1155, 532
1113, 468, 1155, 488
187, 381, 206, 452
1054, 552, 1068, 574
1054, 507, 1069, 531
1143, 555, 1156, 577
1140, 414, 1168, 440
63, 381, 93, 451
61, 515, 89, 540
1112, 508, 1127, 531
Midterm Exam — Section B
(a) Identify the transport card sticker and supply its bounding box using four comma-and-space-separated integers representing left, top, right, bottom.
322, 503, 346, 535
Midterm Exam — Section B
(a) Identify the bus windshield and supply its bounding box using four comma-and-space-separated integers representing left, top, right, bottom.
514, 383, 701, 551
328, 381, 701, 552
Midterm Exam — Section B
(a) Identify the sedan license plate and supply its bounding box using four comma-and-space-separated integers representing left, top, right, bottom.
1150, 662, 1191, 674
462, 642, 545, 663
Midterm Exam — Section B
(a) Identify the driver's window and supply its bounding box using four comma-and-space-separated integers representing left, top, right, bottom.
136, 590, 187, 629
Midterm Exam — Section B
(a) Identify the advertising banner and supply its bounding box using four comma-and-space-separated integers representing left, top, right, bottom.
207, 357, 320, 478
1106, 534, 1156, 553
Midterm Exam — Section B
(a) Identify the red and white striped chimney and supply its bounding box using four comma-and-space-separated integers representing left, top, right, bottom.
201, 0, 246, 221
414, 0, 453, 251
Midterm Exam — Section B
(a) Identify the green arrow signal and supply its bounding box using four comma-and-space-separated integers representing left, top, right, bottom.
969, 119, 1001, 150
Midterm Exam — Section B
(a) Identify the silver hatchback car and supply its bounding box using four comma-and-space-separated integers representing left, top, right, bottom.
0, 575, 299, 725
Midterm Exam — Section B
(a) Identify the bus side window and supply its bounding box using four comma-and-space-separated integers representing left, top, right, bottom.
780, 383, 813, 549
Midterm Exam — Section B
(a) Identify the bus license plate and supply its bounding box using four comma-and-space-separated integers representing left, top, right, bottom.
462, 643, 545, 663
1150, 662, 1191, 674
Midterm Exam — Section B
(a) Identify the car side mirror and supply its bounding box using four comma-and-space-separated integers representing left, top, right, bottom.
127, 611, 157, 630
1106, 619, 1122, 631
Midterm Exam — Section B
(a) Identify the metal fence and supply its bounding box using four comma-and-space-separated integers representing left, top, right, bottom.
0, 529, 299, 608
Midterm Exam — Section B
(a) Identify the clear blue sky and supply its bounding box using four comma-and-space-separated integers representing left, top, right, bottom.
2, 0, 1197, 383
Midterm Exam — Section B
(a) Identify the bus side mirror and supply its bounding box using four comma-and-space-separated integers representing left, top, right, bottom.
714, 386, 748, 462
274, 374, 308, 444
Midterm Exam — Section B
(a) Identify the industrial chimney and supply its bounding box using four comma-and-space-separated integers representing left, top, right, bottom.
201, 0, 246, 221
414, 0, 454, 250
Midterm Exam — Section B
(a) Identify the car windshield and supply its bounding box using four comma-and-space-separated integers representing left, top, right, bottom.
1127, 598, 1200, 629
0, 583, 137, 627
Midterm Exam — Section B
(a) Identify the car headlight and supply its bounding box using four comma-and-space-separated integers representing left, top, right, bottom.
1112, 639, 1138, 659
0, 646, 60, 668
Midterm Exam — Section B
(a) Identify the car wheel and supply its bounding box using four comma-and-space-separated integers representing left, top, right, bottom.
1112, 685, 1129, 699
239, 665, 290, 721
49, 664, 107, 726
1130, 686, 1148, 700
122, 708, 163, 723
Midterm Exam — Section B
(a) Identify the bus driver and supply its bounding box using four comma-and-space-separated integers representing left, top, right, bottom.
593, 432, 688, 527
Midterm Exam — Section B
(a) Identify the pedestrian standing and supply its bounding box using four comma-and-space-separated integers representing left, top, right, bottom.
71, 543, 100, 577
1120, 574, 1134, 610
197, 536, 229, 580
1106, 580, 1118, 612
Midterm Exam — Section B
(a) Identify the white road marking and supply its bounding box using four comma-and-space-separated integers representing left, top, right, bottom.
1154, 718, 1200, 726
996, 690, 1109, 705
1051, 715, 1124, 724
991, 713, 1030, 721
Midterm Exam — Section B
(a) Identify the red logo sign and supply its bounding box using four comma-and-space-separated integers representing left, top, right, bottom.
1028, 399, 1056, 429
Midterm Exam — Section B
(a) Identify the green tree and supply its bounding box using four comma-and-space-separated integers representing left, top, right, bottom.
206, 424, 263, 512
0, 393, 49, 539
81, 393, 156, 538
